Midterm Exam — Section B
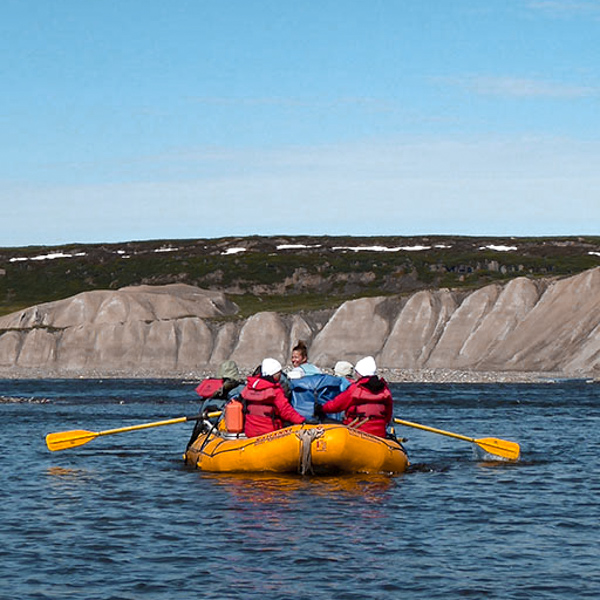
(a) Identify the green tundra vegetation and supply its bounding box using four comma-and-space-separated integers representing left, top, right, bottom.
1, 235, 599, 318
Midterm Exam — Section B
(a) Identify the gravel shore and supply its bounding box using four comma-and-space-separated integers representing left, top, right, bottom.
0, 366, 595, 383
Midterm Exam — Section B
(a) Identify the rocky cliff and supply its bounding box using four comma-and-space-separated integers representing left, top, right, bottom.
0, 269, 598, 379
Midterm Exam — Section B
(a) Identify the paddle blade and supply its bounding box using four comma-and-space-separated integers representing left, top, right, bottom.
475, 437, 521, 461
46, 430, 98, 452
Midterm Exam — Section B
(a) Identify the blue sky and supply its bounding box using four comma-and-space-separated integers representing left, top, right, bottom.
2, 0, 599, 247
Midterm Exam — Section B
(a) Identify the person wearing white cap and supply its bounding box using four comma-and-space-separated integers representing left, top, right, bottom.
261, 357, 282, 377
333, 360, 354, 392
355, 356, 377, 377
334, 360, 354, 378
315, 356, 393, 438
240, 357, 306, 437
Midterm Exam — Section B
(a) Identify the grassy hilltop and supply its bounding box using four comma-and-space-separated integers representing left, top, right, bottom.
1, 235, 599, 318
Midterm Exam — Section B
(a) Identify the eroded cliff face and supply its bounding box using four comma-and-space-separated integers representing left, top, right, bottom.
0, 270, 599, 377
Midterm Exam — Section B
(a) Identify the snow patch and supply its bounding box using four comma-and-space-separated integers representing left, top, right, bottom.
276, 244, 322, 250
222, 247, 247, 255
480, 245, 518, 252
154, 246, 179, 253
9, 251, 87, 262
332, 245, 431, 252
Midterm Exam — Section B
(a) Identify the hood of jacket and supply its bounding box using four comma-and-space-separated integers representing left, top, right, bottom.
357, 375, 386, 393
246, 375, 278, 391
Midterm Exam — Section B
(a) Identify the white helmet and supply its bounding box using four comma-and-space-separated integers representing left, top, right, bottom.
261, 357, 282, 377
355, 356, 377, 377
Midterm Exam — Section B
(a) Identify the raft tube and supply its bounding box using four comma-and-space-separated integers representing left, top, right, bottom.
184, 423, 409, 475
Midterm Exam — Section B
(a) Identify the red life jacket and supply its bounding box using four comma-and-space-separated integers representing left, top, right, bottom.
195, 378, 224, 399
346, 384, 391, 421
241, 385, 277, 419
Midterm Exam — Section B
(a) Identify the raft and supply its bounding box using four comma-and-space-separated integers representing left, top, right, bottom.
184, 423, 409, 475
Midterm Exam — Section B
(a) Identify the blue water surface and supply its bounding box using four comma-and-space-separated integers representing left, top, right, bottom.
0, 379, 598, 600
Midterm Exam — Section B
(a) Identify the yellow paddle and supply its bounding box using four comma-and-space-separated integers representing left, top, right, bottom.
46, 411, 222, 452
393, 418, 520, 461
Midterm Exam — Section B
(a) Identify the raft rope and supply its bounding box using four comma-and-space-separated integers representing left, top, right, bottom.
295, 426, 324, 475
347, 417, 369, 429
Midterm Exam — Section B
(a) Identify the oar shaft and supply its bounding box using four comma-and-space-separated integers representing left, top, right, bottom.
97, 411, 222, 437
46, 411, 222, 452
98, 417, 188, 437
394, 418, 474, 443
394, 417, 520, 460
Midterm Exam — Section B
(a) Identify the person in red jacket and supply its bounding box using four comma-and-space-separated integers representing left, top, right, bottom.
242, 357, 306, 437
317, 356, 393, 438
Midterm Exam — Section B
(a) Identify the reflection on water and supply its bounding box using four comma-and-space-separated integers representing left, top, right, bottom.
203, 471, 397, 502
45, 465, 102, 499
46, 465, 89, 478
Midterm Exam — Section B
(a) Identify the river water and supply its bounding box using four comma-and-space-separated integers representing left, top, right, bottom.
0, 379, 598, 600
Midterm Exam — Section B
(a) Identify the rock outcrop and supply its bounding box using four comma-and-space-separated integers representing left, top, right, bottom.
0, 270, 599, 378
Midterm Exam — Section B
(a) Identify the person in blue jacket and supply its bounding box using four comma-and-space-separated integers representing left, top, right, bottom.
289, 340, 321, 378
289, 372, 349, 420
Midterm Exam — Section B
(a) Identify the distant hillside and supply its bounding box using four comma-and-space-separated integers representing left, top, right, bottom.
1, 235, 599, 317
1, 269, 599, 379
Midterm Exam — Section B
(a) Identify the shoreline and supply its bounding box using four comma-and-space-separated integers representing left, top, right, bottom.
0, 367, 596, 384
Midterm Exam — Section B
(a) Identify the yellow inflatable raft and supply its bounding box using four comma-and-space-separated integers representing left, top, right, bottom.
184, 423, 409, 475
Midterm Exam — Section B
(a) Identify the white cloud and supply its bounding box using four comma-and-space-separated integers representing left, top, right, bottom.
3, 134, 600, 245
527, 1, 600, 18
441, 75, 595, 98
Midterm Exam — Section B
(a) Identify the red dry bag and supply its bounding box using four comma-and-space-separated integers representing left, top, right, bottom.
195, 378, 223, 399
224, 399, 244, 434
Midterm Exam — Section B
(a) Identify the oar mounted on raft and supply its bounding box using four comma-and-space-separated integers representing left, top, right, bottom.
393, 417, 520, 461
46, 411, 222, 452
47, 410, 520, 462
